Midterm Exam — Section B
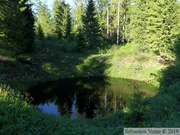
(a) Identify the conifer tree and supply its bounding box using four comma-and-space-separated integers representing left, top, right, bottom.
108, 0, 119, 42
22, 1, 35, 52
0, 0, 35, 54
65, 4, 72, 39
83, 0, 101, 49
96, 0, 110, 38
153, 0, 180, 55
37, 1, 52, 39
120, 0, 131, 43
76, 28, 87, 52
128, 0, 148, 46
72, 0, 85, 34
127, 0, 180, 55
37, 23, 44, 40
52, 0, 71, 39
52, 0, 64, 38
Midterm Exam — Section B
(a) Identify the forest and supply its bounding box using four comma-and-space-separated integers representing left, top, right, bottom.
0, 0, 180, 134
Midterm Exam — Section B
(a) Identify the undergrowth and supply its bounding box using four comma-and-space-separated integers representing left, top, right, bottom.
98, 44, 167, 86
0, 84, 125, 135
0, 43, 179, 134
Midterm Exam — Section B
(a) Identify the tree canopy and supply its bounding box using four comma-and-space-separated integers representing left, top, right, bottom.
0, 0, 35, 54
0, 0, 180, 55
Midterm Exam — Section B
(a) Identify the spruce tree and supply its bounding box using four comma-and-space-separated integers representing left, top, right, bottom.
22, 1, 35, 53
121, 0, 131, 43
127, 0, 180, 55
37, 23, 44, 40
128, 0, 148, 46
0, 0, 35, 54
65, 4, 72, 39
108, 0, 119, 42
154, 0, 180, 55
52, 0, 71, 39
72, 0, 85, 34
96, 0, 110, 38
52, 0, 64, 39
37, 1, 52, 39
76, 28, 87, 52
83, 0, 101, 49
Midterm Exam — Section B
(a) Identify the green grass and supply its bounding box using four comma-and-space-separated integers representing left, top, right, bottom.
0, 43, 179, 134
93, 44, 167, 86
0, 43, 166, 91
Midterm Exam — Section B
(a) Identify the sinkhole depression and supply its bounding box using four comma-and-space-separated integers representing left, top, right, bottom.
28, 77, 156, 119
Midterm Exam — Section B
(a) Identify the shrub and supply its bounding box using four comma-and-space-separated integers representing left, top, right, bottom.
124, 92, 147, 126
34, 39, 76, 53
159, 64, 180, 88
144, 94, 178, 121
160, 82, 180, 102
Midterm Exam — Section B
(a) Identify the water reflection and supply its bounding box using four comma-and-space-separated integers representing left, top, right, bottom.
28, 77, 156, 119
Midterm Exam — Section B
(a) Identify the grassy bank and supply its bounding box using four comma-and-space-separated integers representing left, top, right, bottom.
0, 43, 179, 134
0, 44, 164, 92
0, 84, 125, 134
1, 43, 168, 91
77, 44, 167, 86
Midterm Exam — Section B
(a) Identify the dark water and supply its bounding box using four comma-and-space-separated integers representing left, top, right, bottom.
28, 77, 156, 119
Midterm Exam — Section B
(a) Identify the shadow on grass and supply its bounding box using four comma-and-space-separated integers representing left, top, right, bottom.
0, 43, 112, 93
124, 38, 180, 127
75, 55, 112, 77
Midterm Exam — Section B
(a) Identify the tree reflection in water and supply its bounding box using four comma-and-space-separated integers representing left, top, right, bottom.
28, 77, 156, 119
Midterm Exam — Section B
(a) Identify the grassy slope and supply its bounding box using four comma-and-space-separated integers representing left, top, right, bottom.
77, 44, 166, 86
0, 44, 163, 92
1, 43, 179, 134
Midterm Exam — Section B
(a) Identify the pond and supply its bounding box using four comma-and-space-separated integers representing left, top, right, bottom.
28, 77, 157, 119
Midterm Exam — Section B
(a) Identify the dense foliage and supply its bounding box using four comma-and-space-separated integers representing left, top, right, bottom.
128, 0, 180, 55
34, 0, 180, 56
0, 0, 35, 54
1, 0, 180, 55
83, 0, 101, 49
0, 43, 179, 134
52, 0, 71, 39
0, 0, 180, 134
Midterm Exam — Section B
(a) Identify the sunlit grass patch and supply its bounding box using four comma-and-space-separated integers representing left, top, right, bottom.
98, 43, 167, 86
